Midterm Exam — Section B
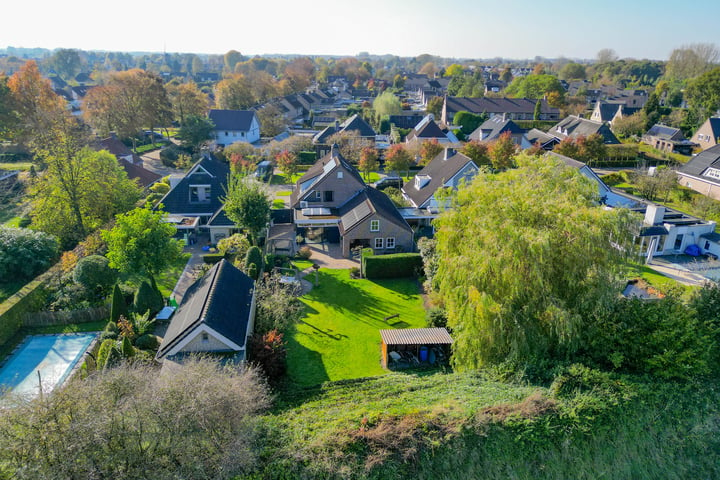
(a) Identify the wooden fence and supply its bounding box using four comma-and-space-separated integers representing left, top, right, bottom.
22, 305, 109, 328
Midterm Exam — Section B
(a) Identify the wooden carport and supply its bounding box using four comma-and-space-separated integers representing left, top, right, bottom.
379, 328, 453, 368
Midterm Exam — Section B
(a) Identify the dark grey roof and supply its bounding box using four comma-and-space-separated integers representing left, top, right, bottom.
207, 207, 234, 227
290, 146, 366, 207
313, 113, 376, 144
699, 118, 720, 139
407, 116, 447, 141
640, 226, 669, 236
469, 117, 524, 142
338, 186, 412, 235
526, 128, 559, 148
594, 101, 624, 122
401, 151, 478, 208
119, 158, 161, 188
157, 259, 254, 359
208, 109, 258, 131
445, 97, 558, 116
645, 124, 685, 142
157, 154, 230, 215
548, 116, 620, 144
678, 144, 720, 179
388, 113, 426, 129
701, 232, 720, 243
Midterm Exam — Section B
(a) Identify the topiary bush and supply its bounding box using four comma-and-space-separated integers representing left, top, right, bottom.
95, 339, 119, 370
73, 255, 118, 297
134, 280, 163, 317
135, 333, 160, 350
245, 246, 263, 278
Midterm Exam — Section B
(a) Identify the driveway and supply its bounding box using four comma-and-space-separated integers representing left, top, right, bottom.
139, 148, 186, 177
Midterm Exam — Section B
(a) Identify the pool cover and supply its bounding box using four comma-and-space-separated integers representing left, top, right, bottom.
0, 333, 96, 399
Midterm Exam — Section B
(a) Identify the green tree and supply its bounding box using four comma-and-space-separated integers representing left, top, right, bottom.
257, 103, 287, 137
73, 255, 118, 297
167, 81, 208, 125
0, 75, 16, 140
46, 48, 83, 80
134, 279, 164, 317
373, 91, 402, 123
453, 111, 487, 135
533, 99, 542, 122
176, 114, 214, 153
665, 43, 719, 80
215, 75, 254, 110
444, 64, 464, 77
245, 246, 263, 279
224, 50, 244, 72
685, 67, 720, 123
223, 176, 271, 245
102, 206, 183, 276
419, 139, 443, 165
275, 149, 297, 182
434, 154, 637, 370
504, 74, 565, 101
358, 146, 379, 180
0, 227, 59, 282
558, 62, 586, 80
426, 96, 444, 119
32, 148, 142, 249
110, 283, 128, 324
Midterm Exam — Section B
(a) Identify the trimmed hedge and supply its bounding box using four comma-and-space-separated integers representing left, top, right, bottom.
362, 253, 422, 279
203, 253, 225, 264
298, 151, 317, 165
0, 272, 50, 347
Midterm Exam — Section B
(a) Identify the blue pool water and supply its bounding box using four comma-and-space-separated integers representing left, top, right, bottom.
0, 333, 96, 399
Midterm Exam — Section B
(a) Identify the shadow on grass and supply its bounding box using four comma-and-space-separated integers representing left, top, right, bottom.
284, 322, 330, 389
369, 277, 422, 299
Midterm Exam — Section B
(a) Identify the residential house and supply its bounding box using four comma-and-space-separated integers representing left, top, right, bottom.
208, 109, 261, 147
388, 113, 426, 130
526, 128, 560, 150
194, 72, 220, 83
401, 148, 479, 212
405, 114, 459, 147
484, 79, 506, 94
441, 96, 559, 125
156, 259, 256, 362
96, 133, 161, 188
691, 117, 720, 151
677, 144, 720, 201
548, 115, 620, 144
590, 100, 640, 126
550, 151, 717, 260
290, 145, 413, 257
156, 153, 232, 242
468, 117, 531, 148
312, 114, 376, 157
642, 124, 696, 155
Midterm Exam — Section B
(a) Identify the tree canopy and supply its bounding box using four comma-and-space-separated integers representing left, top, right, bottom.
434, 154, 637, 370
504, 74, 564, 101
222, 176, 271, 244
102, 205, 183, 276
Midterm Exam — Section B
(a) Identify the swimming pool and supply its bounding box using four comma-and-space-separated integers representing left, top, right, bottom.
0, 333, 97, 399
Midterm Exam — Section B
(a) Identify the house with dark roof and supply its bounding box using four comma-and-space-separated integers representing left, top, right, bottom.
405, 114, 459, 146
156, 259, 255, 362
208, 109, 261, 146
590, 100, 640, 126
291, 145, 413, 257
401, 148, 479, 211
692, 117, 720, 151
95, 133, 161, 188
526, 128, 560, 150
312, 114, 376, 157
441, 96, 559, 124
156, 153, 233, 243
678, 144, 720, 201
468, 117, 531, 148
642, 124, 696, 155
548, 116, 620, 144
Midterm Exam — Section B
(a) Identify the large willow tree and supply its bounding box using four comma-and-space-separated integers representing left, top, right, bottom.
434, 154, 638, 370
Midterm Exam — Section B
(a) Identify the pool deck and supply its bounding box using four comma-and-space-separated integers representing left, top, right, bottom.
648, 256, 717, 286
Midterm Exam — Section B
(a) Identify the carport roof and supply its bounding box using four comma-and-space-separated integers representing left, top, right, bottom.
380, 328, 453, 345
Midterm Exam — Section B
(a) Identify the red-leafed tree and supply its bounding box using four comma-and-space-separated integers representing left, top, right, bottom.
488, 131, 518, 170
275, 149, 297, 182
419, 139, 443, 165
384, 144, 412, 177
358, 146, 379, 181
249, 329, 287, 381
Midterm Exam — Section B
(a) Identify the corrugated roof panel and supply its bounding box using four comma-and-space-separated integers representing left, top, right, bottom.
380, 328, 453, 345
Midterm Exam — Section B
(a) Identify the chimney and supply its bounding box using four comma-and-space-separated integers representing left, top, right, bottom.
334, 119, 340, 131
443, 147, 455, 160
644, 204, 665, 225
501, 112, 507, 122
331, 143, 339, 158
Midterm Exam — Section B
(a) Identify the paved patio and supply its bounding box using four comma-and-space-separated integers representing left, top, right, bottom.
302, 242, 359, 269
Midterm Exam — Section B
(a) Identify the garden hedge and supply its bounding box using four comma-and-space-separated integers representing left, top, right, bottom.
0, 273, 50, 347
362, 253, 422, 279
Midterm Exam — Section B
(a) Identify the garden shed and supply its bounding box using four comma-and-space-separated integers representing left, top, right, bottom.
380, 328, 452, 368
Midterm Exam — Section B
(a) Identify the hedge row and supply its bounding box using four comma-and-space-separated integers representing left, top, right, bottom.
0, 272, 51, 347
362, 252, 422, 279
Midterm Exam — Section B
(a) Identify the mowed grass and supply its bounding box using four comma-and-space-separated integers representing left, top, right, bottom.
153, 253, 191, 299
286, 268, 426, 386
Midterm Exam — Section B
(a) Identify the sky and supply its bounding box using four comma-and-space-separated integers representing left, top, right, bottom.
4, 0, 720, 61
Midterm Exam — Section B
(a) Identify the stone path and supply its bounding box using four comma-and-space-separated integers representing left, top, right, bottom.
646, 258, 712, 287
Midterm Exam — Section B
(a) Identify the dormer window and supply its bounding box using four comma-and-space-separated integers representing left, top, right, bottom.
190, 185, 211, 203
415, 175, 431, 190
370, 220, 380, 232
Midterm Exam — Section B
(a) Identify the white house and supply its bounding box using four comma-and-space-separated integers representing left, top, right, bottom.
209, 109, 261, 147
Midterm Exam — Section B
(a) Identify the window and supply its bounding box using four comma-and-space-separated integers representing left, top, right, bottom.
705, 241, 711, 250
324, 190, 334, 202
225, 131, 229, 136
374, 237, 384, 249
189, 185, 211, 203
386, 237, 395, 249
370, 220, 380, 232
674, 234, 684, 250
337, 171, 343, 179
201, 332, 209, 342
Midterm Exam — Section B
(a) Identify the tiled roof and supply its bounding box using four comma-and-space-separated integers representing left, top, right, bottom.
445, 97, 558, 115
380, 328, 453, 345
157, 154, 230, 215
313, 114, 376, 144
548, 116, 620, 144
208, 109, 258, 131
679, 144, 720, 179
119, 158, 161, 188
338, 186, 412, 235
157, 259, 254, 359
290, 146, 366, 207
401, 150, 477, 208
469, 117, 524, 142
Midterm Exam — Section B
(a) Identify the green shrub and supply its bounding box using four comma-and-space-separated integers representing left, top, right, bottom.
0, 227, 59, 283
298, 151, 317, 164
297, 246, 312, 260
73, 255, 117, 297
135, 333, 159, 350
149, 182, 170, 195
121, 336, 135, 358
159, 145, 182, 167
134, 280, 163, 317
95, 339, 119, 370
363, 253, 422, 279
245, 246, 263, 274
0, 274, 49, 347
203, 253, 225, 264
426, 307, 448, 328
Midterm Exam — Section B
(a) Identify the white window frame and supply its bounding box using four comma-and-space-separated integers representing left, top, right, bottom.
386, 237, 395, 249
374, 237, 384, 249
337, 171, 343, 179
370, 220, 380, 232
189, 184, 211, 203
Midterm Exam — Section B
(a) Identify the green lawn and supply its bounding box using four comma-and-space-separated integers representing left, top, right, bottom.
276, 190, 292, 196
154, 253, 191, 299
291, 259, 315, 271
0, 162, 33, 171
286, 268, 426, 386
272, 199, 285, 209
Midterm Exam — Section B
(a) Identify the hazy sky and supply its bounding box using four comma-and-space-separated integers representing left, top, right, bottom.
4, 0, 720, 60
